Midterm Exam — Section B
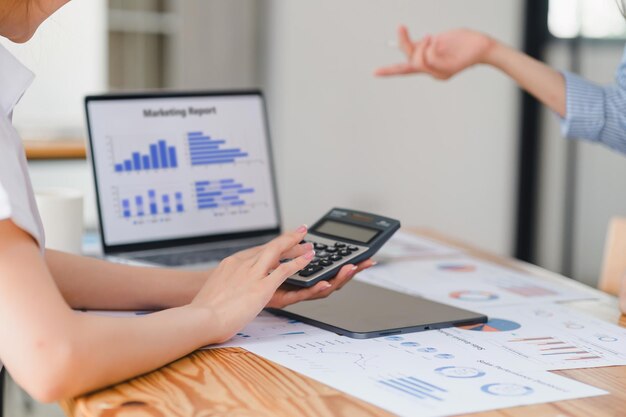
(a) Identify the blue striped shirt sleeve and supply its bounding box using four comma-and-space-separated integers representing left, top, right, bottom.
560, 47, 626, 155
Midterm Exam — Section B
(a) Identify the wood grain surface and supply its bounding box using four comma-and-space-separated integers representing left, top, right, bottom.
61, 230, 626, 417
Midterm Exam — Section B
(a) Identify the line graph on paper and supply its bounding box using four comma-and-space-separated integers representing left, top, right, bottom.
277, 339, 384, 373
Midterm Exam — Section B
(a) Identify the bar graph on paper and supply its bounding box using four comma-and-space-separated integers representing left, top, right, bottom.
507, 337, 603, 362
378, 376, 448, 402
113, 139, 178, 172
119, 188, 185, 221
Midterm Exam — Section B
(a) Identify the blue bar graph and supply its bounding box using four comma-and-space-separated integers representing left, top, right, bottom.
142, 155, 151, 170
378, 376, 447, 401
187, 131, 249, 166
194, 179, 255, 210
121, 189, 185, 218
150, 144, 160, 169
114, 139, 178, 172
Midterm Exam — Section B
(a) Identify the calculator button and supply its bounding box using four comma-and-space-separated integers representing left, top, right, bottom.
335, 243, 346, 248
312, 257, 322, 263
339, 249, 351, 257
299, 265, 323, 277
316, 251, 329, 258
325, 247, 338, 253
330, 254, 343, 262
320, 259, 333, 266
314, 243, 327, 250
348, 245, 359, 251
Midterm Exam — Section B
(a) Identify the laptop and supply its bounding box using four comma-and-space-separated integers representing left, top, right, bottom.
85, 90, 282, 268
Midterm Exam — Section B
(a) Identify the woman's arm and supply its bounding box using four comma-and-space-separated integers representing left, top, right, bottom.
483, 40, 566, 117
0, 219, 313, 402
375, 27, 566, 116
44, 246, 374, 311
376, 27, 626, 154
45, 250, 208, 310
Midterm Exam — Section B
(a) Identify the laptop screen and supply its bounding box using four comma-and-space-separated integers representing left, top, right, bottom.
86, 92, 280, 249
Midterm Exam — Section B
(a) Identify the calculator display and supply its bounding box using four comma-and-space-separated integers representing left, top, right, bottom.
314, 220, 379, 243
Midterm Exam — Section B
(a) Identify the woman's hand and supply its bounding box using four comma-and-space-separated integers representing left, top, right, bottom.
190, 226, 315, 344
375, 26, 496, 80
266, 259, 377, 309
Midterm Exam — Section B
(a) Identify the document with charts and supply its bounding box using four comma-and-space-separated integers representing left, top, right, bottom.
204, 311, 329, 349
245, 327, 606, 417
356, 256, 597, 308
437, 304, 626, 370
373, 230, 462, 262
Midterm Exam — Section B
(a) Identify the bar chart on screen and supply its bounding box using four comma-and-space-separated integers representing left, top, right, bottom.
111, 136, 179, 173
195, 178, 255, 209
187, 131, 256, 166
115, 186, 186, 224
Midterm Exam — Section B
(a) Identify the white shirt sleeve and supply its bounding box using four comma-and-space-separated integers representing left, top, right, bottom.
0, 118, 45, 250
0, 180, 10, 219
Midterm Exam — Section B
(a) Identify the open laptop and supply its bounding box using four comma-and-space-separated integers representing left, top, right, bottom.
85, 91, 282, 268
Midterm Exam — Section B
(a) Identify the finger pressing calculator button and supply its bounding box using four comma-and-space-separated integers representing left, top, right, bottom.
299, 265, 323, 277
330, 254, 343, 262
314, 243, 327, 250
339, 249, 351, 257
325, 247, 338, 253
320, 259, 333, 266
348, 245, 359, 251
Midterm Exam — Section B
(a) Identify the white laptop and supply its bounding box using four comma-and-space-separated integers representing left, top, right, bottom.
85, 90, 281, 268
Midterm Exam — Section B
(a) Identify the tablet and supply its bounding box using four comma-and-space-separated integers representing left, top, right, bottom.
267, 281, 487, 339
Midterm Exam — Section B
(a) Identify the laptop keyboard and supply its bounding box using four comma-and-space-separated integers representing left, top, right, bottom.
131, 245, 248, 267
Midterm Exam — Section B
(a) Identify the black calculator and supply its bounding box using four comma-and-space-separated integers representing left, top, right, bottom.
286, 208, 401, 287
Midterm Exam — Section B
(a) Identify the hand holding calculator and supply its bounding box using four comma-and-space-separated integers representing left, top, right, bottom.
286, 208, 401, 287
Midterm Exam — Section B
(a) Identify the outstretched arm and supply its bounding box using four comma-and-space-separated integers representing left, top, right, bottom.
45, 250, 208, 310
375, 26, 566, 116
376, 26, 626, 154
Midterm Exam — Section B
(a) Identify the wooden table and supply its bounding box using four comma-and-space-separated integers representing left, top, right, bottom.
61, 230, 626, 417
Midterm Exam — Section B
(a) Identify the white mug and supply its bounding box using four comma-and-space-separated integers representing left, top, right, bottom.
35, 187, 84, 254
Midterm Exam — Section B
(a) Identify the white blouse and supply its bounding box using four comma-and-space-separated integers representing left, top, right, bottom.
0, 44, 44, 249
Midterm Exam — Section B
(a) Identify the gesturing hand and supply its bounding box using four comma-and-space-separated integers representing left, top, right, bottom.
190, 226, 315, 344
375, 26, 496, 80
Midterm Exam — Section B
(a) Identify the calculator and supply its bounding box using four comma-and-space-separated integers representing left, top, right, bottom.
286, 208, 401, 287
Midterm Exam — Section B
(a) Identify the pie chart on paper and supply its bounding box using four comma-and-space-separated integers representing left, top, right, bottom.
449, 290, 499, 302
458, 318, 521, 332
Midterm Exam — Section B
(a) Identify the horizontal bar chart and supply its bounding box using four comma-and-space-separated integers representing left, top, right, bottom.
378, 376, 447, 401
188, 131, 249, 166
195, 179, 255, 210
